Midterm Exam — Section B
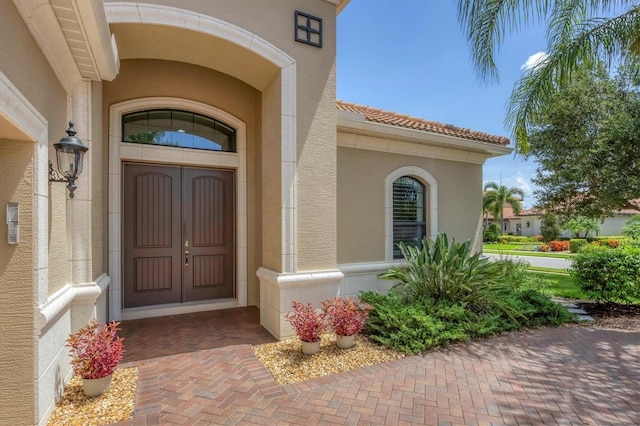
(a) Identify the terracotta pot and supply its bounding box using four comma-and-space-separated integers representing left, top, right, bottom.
301, 340, 321, 355
82, 374, 112, 397
336, 334, 355, 349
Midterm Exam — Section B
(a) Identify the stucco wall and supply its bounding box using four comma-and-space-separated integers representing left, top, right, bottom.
102, 59, 262, 305
337, 145, 483, 264
0, 141, 35, 425
0, 1, 70, 297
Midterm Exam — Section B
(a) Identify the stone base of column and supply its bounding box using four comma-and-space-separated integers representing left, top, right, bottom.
257, 267, 344, 340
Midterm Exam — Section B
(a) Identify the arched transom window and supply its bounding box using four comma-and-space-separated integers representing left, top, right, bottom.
392, 176, 426, 258
122, 109, 236, 152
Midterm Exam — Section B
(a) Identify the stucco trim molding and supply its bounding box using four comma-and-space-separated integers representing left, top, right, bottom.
105, 2, 295, 68
0, 71, 47, 140
109, 97, 248, 321
385, 166, 438, 261
338, 260, 406, 275
256, 267, 344, 289
34, 274, 110, 333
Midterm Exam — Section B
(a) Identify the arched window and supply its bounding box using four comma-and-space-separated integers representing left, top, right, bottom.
122, 109, 236, 152
385, 166, 437, 261
392, 176, 426, 258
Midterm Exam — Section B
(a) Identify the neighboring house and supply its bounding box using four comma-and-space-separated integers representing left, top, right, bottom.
484, 204, 521, 235
510, 208, 640, 237
0, 1, 511, 424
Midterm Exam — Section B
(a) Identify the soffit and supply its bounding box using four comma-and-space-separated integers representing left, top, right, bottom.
110, 23, 279, 91
12, 0, 119, 91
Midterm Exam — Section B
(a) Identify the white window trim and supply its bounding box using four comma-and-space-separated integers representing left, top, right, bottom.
385, 166, 438, 261
109, 97, 247, 320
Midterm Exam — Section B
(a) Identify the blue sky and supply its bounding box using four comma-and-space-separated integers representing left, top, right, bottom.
336, 0, 548, 208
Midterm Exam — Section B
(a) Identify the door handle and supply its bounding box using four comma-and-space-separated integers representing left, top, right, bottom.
185, 249, 189, 267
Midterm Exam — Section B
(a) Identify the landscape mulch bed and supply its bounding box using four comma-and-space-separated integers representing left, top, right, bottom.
578, 301, 640, 331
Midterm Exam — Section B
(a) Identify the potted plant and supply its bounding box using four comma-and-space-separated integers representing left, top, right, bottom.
66, 320, 125, 397
285, 301, 327, 355
322, 297, 373, 349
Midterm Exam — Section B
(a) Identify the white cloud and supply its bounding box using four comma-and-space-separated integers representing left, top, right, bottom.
521, 51, 548, 71
483, 171, 538, 209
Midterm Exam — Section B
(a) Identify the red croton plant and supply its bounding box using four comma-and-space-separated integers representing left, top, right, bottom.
322, 297, 373, 337
285, 301, 327, 343
66, 321, 125, 380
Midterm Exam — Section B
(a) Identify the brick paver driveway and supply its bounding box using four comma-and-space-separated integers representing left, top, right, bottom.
114, 323, 639, 425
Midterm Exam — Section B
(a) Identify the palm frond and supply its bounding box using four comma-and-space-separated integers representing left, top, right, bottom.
508, 6, 640, 152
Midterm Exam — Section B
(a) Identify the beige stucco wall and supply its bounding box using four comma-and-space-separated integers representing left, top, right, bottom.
0, 1, 70, 297
102, 58, 262, 305
106, 0, 339, 273
337, 145, 483, 264
0, 140, 35, 425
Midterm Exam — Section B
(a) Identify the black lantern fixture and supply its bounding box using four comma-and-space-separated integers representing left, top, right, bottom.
49, 121, 88, 198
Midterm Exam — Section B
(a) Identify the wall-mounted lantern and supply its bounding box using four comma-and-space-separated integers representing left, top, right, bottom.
526, 221, 531, 228
49, 121, 88, 198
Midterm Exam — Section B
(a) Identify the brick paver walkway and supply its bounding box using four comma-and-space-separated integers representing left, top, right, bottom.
114, 311, 639, 425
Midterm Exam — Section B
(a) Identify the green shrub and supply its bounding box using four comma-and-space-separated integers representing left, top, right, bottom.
497, 236, 539, 243
569, 239, 588, 253
622, 215, 640, 239
570, 246, 640, 303
378, 233, 506, 314
360, 289, 574, 355
540, 213, 561, 242
483, 224, 500, 242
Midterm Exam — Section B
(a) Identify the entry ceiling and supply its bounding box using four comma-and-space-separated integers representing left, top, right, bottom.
110, 23, 280, 91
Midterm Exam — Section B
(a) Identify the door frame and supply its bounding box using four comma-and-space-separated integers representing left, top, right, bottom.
109, 97, 247, 321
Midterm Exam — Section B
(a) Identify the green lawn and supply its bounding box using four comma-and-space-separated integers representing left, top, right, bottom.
484, 249, 574, 259
527, 271, 587, 299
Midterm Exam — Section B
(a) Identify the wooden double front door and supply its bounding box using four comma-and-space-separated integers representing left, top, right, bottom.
123, 163, 235, 308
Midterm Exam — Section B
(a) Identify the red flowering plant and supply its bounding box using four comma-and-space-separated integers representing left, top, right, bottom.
66, 321, 125, 380
285, 301, 327, 343
322, 297, 373, 337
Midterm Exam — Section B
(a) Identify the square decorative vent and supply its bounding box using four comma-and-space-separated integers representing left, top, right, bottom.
295, 11, 322, 48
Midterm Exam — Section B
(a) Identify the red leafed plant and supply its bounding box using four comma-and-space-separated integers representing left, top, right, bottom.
548, 240, 569, 251
322, 297, 373, 337
66, 321, 125, 379
285, 301, 327, 343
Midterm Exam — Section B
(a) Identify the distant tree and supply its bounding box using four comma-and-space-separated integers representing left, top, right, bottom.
527, 63, 640, 220
562, 217, 600, 238
540, 213, 561, 243
622, 215, 640, 239
483, 182, 524, 235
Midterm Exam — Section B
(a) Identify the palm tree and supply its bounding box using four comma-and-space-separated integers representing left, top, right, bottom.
457, 0, 640, 153
483, 182, 524, 234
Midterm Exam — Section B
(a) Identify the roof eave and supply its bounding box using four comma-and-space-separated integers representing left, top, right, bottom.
337, 110, 513, 158
323, 0, 351, 14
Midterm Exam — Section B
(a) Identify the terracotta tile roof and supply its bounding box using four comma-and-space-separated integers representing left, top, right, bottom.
337, 100, 510, 146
